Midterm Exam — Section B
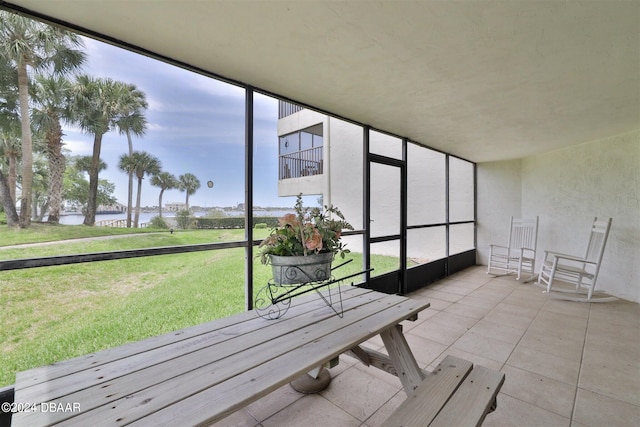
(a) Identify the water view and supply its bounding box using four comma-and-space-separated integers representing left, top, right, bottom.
56, 210, 293, 226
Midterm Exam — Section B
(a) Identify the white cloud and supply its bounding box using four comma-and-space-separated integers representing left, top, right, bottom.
146, 95, 165, 112
62, 138, 93, 155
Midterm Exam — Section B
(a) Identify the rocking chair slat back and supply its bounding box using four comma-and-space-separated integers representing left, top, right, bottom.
487, 216, 539, 281
511, 217, 538, 250
585, 218, 612, 263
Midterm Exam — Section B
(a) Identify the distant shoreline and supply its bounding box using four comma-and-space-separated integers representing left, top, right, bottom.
56, 209, 294, 225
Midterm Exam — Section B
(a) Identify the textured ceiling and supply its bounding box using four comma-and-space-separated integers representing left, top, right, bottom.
3, 0, 639, 162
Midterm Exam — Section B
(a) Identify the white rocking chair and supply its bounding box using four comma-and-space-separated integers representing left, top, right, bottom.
487, 216, 539, 282
537, 217, 615, 302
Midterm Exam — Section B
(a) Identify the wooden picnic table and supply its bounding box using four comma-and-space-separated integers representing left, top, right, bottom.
11, 285, 430, 426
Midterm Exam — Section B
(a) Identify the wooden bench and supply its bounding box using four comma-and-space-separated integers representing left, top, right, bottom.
382, 355, 505, 427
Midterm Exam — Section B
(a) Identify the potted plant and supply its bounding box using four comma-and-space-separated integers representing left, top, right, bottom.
258, 194, 354, 284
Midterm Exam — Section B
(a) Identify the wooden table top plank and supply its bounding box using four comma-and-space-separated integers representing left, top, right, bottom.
15, 286, 374, 406
14, 310, 253, 388
130, 297, 431, 427
13, 287, 406, 426
15, 285, 370, 391
25, 287, 379, 404
16, 285, 374, 390
12, 287, 381, 426
55, 292, 417, 427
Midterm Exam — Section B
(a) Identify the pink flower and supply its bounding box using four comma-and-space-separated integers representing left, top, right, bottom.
278, 213, 299, 228
305, 228, 323, 251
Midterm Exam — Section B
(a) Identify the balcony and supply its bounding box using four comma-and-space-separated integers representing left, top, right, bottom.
279, 146, 323, 180
279, 101, 304, 119
211, 266, 640, 427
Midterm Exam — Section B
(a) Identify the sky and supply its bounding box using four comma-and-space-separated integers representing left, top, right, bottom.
62, 36, 284, 209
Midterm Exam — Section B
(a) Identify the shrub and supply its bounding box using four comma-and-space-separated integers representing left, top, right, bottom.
148, 216, 169, 229
195, 217, 244, 229
175, 210, 194, 229
192, 217, 281, 229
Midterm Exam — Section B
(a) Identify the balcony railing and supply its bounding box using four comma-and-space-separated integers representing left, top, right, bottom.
279, 146, 323, 179
278, 101, 304, 119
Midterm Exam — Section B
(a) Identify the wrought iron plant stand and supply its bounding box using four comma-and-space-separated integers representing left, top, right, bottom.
255, 259, 370, 320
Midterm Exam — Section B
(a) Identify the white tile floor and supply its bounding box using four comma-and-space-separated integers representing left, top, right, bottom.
212, 266, 640, 427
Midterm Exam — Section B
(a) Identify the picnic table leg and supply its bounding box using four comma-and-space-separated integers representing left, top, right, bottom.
289, 357, 339, 394
290, 367, 332, 393
380, 324, 425, 394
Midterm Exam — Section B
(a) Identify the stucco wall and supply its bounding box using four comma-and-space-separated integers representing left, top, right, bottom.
522, 130, 639, 302
477, 130, 639, 302
476, 159, 523, 265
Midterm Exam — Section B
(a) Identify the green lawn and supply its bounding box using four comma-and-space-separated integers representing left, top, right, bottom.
0, 225, 399, 387
0, 222, 161, 247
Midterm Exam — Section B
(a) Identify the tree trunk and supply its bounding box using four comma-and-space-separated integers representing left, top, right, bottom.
0, 169, 19, 227
47, 116, 65, 224
126, 129, 134, 228
8, 152, 17, 203
158, 188, 164, 217
17, 61, 33, 228
84, 133, 103, 226
34, 198, 48, 222
32, 191, 38, 219
134, 176, 142, 228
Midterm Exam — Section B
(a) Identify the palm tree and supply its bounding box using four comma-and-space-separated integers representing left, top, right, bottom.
0, 169, 18, 227
74, 155, 106, 176
0, 11, 85, 227
72, 76, 139, 226
31, 75, 74, 224
178, 173, 200, 212
64, 155, 109, 214
150, 172, 178, 217
30, 154, 49, 221
0, 53, 20, 219
0, 125, 21, 205
114, 84, 147, 227
117, 153, 136, 225
120, 151, 160, 228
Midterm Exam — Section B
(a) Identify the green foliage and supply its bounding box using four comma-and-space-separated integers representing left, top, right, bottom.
175, 209, 194, 229
258, 194, 353, 264
205, 209, 227, 218
193, 216, 280, 229
195, 216, 243, 229
178, 173, 201, 210
254, 217, 280, 227
148, 215, 169, 229
63, 156, 116, 212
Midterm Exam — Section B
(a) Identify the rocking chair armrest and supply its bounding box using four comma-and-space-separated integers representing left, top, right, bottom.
543, 250, 572, 259
544, 251, 595, 265
488, 244, 509, 251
